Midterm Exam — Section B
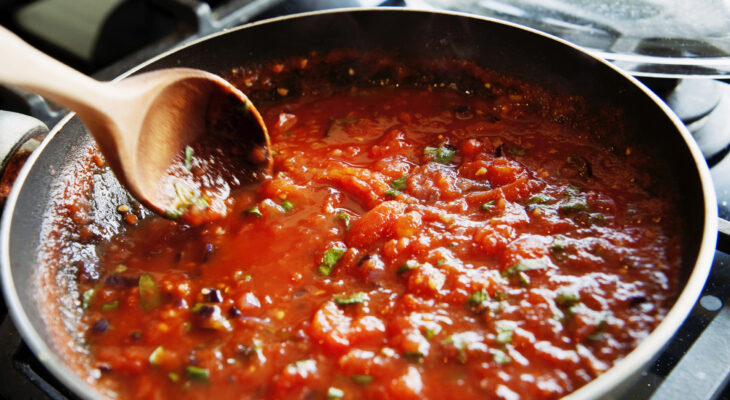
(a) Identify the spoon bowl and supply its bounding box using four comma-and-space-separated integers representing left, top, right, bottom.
0, 27, 271, 224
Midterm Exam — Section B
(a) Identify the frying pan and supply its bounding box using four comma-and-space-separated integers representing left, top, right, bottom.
0, 8, 721, 400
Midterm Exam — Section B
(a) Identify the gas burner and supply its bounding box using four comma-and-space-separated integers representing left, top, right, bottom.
666, 79, 730, 163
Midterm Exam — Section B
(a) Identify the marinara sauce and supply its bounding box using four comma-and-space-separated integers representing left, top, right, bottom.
81, 85, 680, 399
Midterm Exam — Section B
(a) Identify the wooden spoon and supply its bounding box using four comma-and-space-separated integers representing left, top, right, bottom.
0, 27, 271, 225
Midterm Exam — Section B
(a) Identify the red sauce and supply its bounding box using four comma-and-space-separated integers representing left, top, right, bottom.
80, 86, 680, 400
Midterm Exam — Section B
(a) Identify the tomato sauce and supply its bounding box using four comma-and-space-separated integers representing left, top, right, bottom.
79, 84, 680, 399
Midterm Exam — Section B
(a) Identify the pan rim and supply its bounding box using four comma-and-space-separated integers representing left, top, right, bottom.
0, 7, 719, 400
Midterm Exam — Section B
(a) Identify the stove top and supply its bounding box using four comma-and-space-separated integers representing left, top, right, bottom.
0, 1, 728, 399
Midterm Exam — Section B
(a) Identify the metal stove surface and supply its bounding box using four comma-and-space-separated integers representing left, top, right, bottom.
0, 1, 729, 399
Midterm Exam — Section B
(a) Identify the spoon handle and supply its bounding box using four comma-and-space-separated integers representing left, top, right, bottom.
0, 26, 109, 116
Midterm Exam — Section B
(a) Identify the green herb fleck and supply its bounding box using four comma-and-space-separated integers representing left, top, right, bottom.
559, 200, 589, 213
391, 176, 407, 191
333, 292, 367, 306
327, 387, 345, 400
352, 374, 373, 385
495, 321, 515, 345
587, 312, 611, 341
185, 366, 209, 383
528, 194, 551, 204
468, 289, 490, 306
403, 351, 424, 363
168, 372, 180, 383
442, 332, 482, 364
384, 189, 399, 197
336, 211, 351, 230
247, 205, 263, 218
148, 346, 166, 366
114, 264, 128, 274
555, 288, 581, 307
397, 260, 421, 274
139, 274, 162, 311
565, 184, 581, 195
423, 145, 456, 164
550, 237, 568, 261
480, 200, 495, 212
281, 200, 294, 211
502, 258, 546, 286
436, 259, 447, 266
507, 146, 526, 156
164, 209, 182, 220
184, 145, 194, 171
318, 246, 346, 276
422, 325, 441, 340
82, 288, 95, 309
491, 349, 511, 365
101, 300, 119, 311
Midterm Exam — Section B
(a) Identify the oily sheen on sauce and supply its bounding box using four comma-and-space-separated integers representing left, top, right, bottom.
80, 85, 680, 399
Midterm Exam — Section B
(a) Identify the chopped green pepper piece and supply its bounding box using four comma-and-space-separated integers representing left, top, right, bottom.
480, 200, 495, 212
281, 200, 294, 211
318, 246, 346, 275
352, 374, 373, 385
185, 366, 209, 383
247, 205, 262, 218
327, 387, 345, 400
139, 274, 162, 311
507, 146, 526, 156
423, 145, 456, 164
384, 189, 399, 197
436, 259, 447, 266
148, 346, 165, 366
333, 292, 367, 306
101, 300, 119, 311
82, 288, 95, 309
184, 145, 194, 171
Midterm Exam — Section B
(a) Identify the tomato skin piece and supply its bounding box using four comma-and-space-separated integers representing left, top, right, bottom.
347, 201, 408, 249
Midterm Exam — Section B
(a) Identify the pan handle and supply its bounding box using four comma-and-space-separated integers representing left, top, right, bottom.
717, 218, 730, 254
0, 111, 47, 210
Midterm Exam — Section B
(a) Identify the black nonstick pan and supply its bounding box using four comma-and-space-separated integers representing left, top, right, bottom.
0, 9, 721, 399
